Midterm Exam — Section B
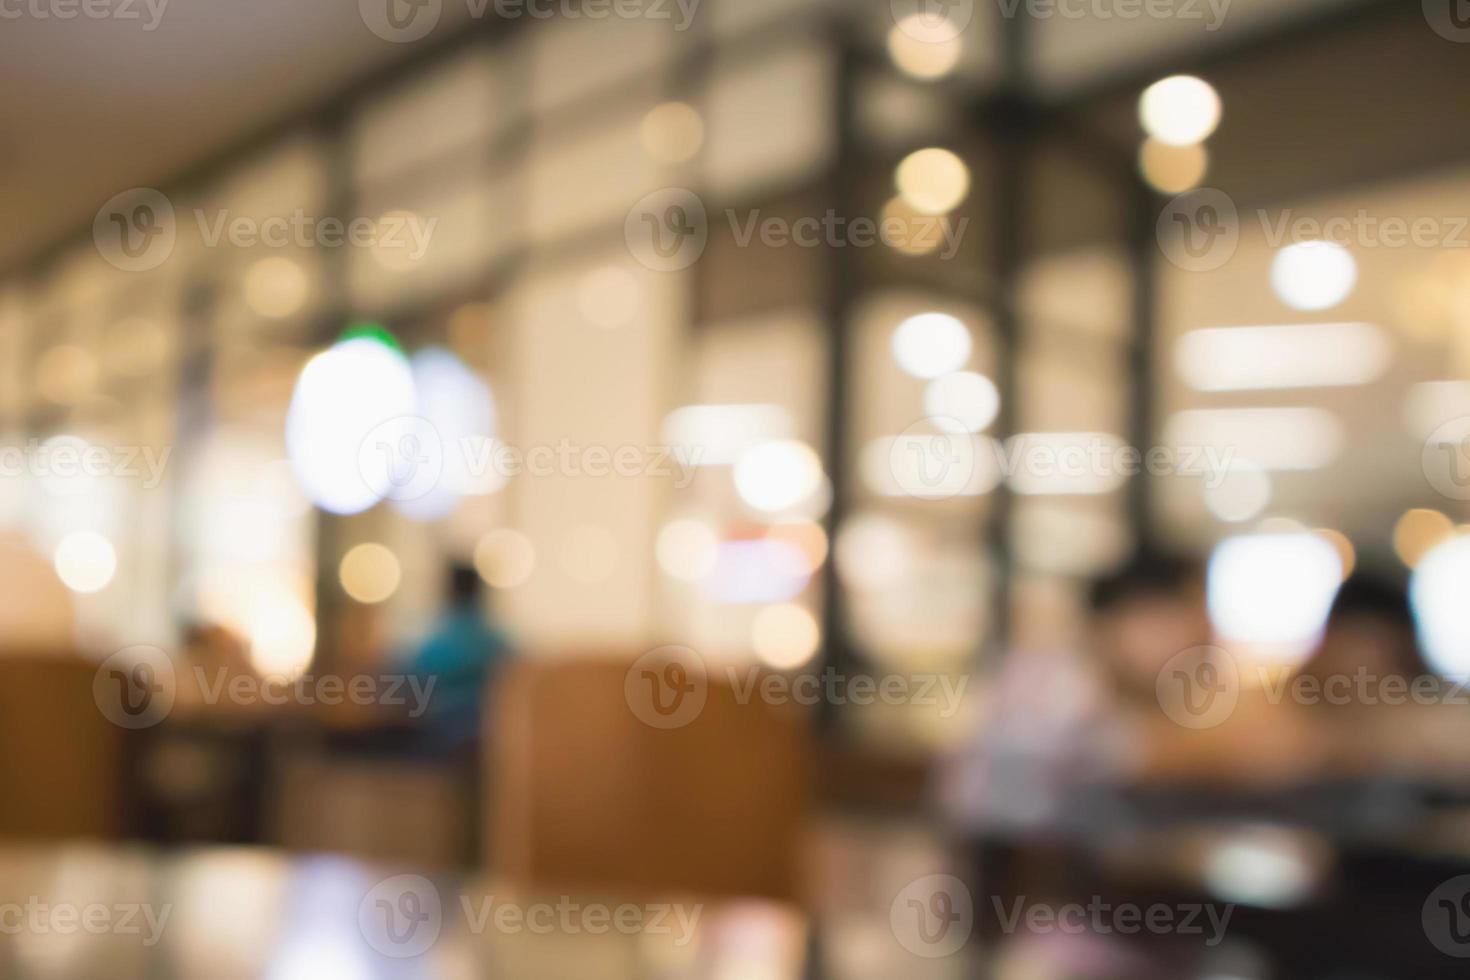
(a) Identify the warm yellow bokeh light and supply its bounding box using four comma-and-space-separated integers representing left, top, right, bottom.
895, 147, 970, 216
339, 542, 402, 604
879, 197, 944, 256
1313, 528, 1356, 581
474, 529, 536, 588
243, 256, 309, 319
1139, 138, 1209, 194
640, 102, 704, 164
1394, 508, 1455, 568
751, 603, 821, 670
886, 17, 962, 80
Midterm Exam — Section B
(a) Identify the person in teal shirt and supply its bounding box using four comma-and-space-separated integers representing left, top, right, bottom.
409, 563, 510, 753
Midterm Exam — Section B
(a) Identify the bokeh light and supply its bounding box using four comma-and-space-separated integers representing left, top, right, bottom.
640, 101, 705, 164
891, 312, 972, 379
1139, 75, 1221, 146
886, 16, 962, 80
1138, 138, 1208, 193
53, 530, 116, 593
338, 543, 402, 604
750, 603, 821, 669
733, 440, 824, 514
1207, 533, 1342, 662
244, 256, 310, 319
1412, 534, 1470, 680
285, 334, 417, 515
1270, 241, 1358, 311
895, 148, 970, 215
923, 371, 998, 432
1394, 508, 1454, 568
474, 529, 536, 589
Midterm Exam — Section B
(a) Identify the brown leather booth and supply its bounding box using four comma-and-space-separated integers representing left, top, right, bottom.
491, 655, 813, 901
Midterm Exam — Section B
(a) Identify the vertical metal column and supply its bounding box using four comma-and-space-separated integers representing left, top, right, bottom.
984, 8, 1032, 661
816, 15, 859, 731
1127, 177, 1158, 551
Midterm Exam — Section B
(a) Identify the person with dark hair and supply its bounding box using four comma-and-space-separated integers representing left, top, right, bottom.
939, 549, 1209, 835
1297, 570, 1470, 779
1303, 571, 1426, 687
408, 562, 512, 752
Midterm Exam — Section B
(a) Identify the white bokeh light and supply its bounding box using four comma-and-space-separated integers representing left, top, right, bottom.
1270, 241, 1358, 311
1411, 534, 1470, 681
54, 530, 117, 593
891, 312, 972, 379
1139, 75, 1222, 146
1208, 533, 1342, 662
923, 371, 999, 433
285, 335, 417, 515
1203, 461, 1272, 523
393, 346, 496, 522
734, 440, 824, 514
